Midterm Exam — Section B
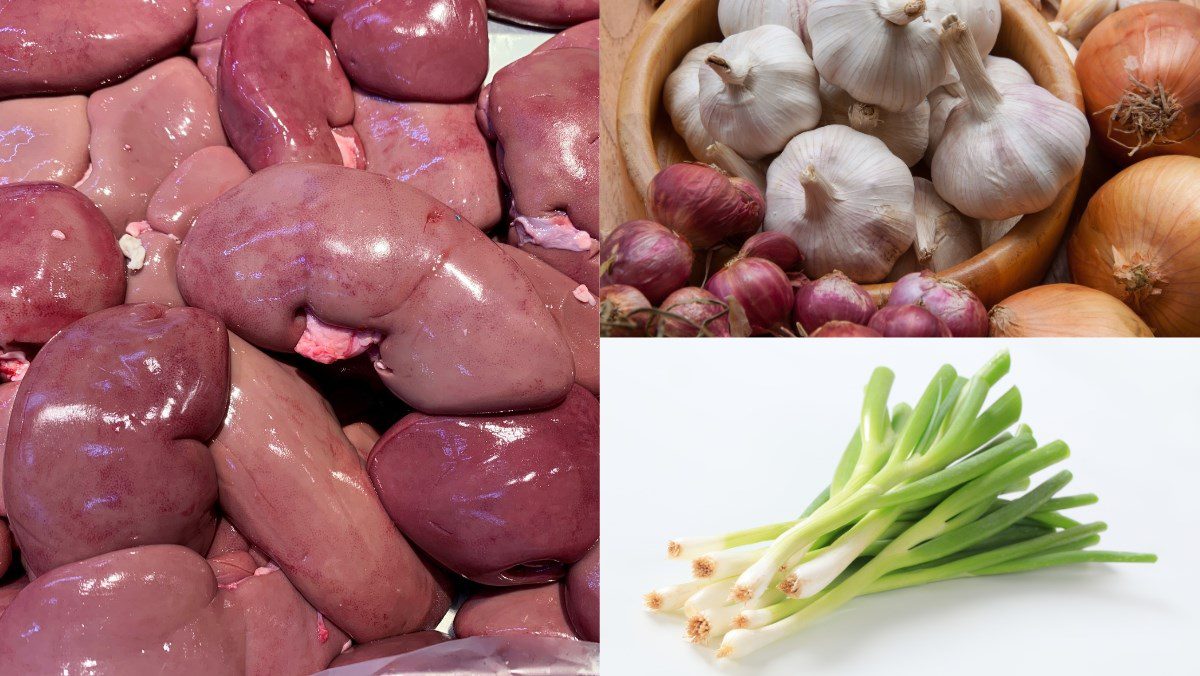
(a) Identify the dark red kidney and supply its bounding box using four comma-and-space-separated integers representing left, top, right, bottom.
793, 271, 877, 334
368, 385, 599, 585
565, 543, 598, 641
328, 631, 451, 668
704, 257, 792, 335
656, 287, 731, 337
453, 583, 578, 640
601, 220, 694, 304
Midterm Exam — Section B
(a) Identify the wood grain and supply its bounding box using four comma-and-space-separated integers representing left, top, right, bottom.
607, 0, 1093, 307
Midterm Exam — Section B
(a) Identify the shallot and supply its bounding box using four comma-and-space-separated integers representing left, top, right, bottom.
737, 232, 804, 272
704, 258, 792, 335
600, 285, 653, 338
792, 271, 876, 334
868, 304, 952, 337
601, 220, 694, 304
810, 321, 881, 337
648, 163, 765, 249
655, 287, 732, 338
888, 271, 988, 337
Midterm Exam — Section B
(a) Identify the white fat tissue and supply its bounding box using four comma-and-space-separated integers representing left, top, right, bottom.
294, 312, 382, 364
514, 213, 593, 251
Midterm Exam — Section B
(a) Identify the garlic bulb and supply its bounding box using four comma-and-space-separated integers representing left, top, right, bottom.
931, 15, 1088, 220
719, 0, 810, 37
707, 141, 768, 193
665, 43, 720, 161
925, 56, 1034, 159
913, 177, 980, 271
765, 125, 915, 282
924, 0, 1002, 84
819, 80, 929, 166
698, 25, 821, 160
1051, 0, 1116, 45
807, 0, 946, 113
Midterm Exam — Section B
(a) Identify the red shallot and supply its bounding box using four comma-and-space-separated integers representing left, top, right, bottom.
792, 271, 876, 334
738, 232, 805, 272
600, 285, 653, 337
601, 220, 694, 304
868, 305, 952, 338
647, 163, 765, 249
810, 321, 882, 338
703, 258, 792, 335
655, 287, 732, 338
887, 271, 988, 337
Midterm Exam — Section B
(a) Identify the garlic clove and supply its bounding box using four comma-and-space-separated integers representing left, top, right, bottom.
924, 0, 1002, 86
808, 0, 947, 113
930, 14, 1088, 220
698, 25, 821, 160
764, 125, 915, 283
665, 43, 721, 162
980, 215, 1022, 249
819, 80, 929, 166
913, 177, 980, 271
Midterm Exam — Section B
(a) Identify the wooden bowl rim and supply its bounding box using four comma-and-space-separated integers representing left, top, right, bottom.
616, 0, 1085, 306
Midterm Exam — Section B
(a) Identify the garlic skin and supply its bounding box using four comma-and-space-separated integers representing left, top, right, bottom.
913, 177, 980, 271
980, 215, 1021, 248
698, 25, 821, 160
719, 0, 810, 38
926, 56, 1034, 160
807, 0, 946, 113
819, 80, 929, 166
765, 125, 915, 282
931, 16, 1087, 220
924, 0, 1001, 84
665, 43, 720, 161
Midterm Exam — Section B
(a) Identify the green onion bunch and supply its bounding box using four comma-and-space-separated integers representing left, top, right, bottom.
644, 351, 1156, 660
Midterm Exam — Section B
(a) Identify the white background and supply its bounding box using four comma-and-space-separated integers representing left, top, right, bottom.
600, 340, 1198, 675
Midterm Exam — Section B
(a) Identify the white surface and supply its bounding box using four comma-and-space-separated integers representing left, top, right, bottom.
486, 19, 553, 84
600, 340, 1199, 675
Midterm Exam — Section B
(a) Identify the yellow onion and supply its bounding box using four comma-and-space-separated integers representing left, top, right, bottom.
989, 284, 1153, 337
1068, 156, 1200, 336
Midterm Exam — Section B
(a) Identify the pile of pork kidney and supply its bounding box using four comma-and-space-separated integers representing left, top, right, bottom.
0, 0, 599, 673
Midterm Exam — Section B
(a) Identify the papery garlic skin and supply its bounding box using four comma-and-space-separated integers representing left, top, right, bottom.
807, 0, 946, 113
926, 56, 1034, 160
698, 25, 821, 160
913, 177, 980, 271
719, 0, 810, 37
819, 80, 929, 166
980, 215, 1021, 249
665, 43, 721, 162
765, 125, 916, 282
924, 0, 1001, 84
931, 15, 1088, 220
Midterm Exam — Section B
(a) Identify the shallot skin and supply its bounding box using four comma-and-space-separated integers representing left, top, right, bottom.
648, 162, 765, 249
868, 304, 952, 338
739, 231, 805, 272
656, 287, 731, 338
793, 271, 876, 334
704, 257, 792, 335
888, 271, 988, 337
600, 285, 652, 337
810, 321, 882, 337
601, 220, 694, 304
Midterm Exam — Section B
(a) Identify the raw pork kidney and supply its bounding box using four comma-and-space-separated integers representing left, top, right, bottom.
453, 583, 578, 640
0, 96, 90, 185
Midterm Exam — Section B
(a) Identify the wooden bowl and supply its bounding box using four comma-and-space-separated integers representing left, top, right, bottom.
616, 0, 1084, 307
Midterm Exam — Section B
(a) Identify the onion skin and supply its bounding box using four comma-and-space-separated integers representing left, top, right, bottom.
793, 271, 876, 334
738, 231, 805, 272
600, 220, 694, 304
887, 271, 988, 337
1068, 155, 1200, 336
989, 284, 1154, 337
647, 163, 765, 249
655, 287, 731, 337
1077, 3, 1200, 164
600, 285, 653, 337
810, 321, 882, 337
703, 257, 792, 335
868, 305, 952, 338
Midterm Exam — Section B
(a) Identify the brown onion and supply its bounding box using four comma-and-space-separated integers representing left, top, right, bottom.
989, 284, 1154, 337
793, 271, 875, 334
655, 287, 731, 338
647, 163, 765, 249
888, 271, 988, 337
600, 285, 653, 337
1068, 156, 1200, 335
704, 258, 792, 335
600, 220, 694, 304
1077, 2, 1200, 164
738, 232, 804, 272
868, 305, 952, 338
810, 321, 882, 337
